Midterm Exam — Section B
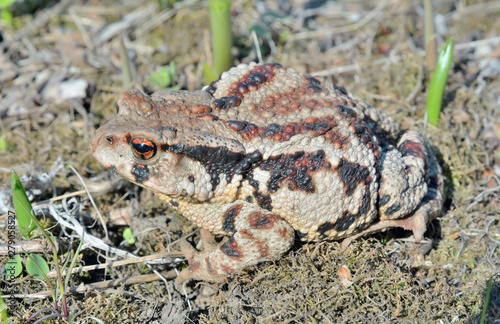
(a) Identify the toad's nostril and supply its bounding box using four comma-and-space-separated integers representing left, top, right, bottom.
106, 136, 116, 145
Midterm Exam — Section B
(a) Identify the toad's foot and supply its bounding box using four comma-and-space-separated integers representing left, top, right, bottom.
175, 205, 295, 284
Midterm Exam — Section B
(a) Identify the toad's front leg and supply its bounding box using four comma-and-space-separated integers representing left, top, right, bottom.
174, 201, 295, 283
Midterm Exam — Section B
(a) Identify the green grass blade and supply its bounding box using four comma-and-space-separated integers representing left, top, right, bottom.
426, 37, 454, 126
480, 276, 493, 324
209, 0, 232, 80
10, 170, 36, 239
64, 232, 85, 290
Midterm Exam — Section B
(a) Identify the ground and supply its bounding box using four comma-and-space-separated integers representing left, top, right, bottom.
0, 0, 499, 323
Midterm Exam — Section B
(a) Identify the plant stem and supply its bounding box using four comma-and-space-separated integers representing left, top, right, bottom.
426, 37, 454, 126
209, 0, 232, 77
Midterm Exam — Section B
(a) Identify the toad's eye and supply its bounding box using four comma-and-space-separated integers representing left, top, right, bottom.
131, 138, 157, 160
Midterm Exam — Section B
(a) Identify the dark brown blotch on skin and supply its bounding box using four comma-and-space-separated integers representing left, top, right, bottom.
222, 204, 243, 233
337, 159, 370, 196
260, 150, 329, 194
379, 194, 391, 207
317, 211, 360, 235
384, 203, 402, 215
131, 164, 150, 184
163, 144, 245, 189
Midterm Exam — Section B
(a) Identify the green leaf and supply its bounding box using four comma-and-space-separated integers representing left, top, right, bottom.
123, 227, 136, 245
250, 24, 270, 38
1, 9, 13, 27
0, 0, 15, 10
26, 254, 49, 279
0, 291, 8, 324
149, 67, 172, 88
0, 135, 7, 151
426, 37, 454, 126
202, 61, 218, 84
5, 254, 22, 280
11, 171, 36, 239
168, 61, 176, 75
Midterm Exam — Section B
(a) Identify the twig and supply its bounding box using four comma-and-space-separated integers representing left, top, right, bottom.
2, 270, 178, 300
67, 165, 109, 241
0, 239, 59, 255
45, 251, 183, 278
289, 1, 388, 41
312, 54, 411, 77
251, 30, 263, 64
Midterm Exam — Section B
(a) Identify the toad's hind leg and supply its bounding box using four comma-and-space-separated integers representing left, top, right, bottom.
175, 202, 295, 283
342, 130, 443, 248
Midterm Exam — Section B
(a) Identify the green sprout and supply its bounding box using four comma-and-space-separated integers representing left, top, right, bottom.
11, 171, 36, 239
203, 0, 232, 83
10, 170, 85, 323
426, 37, 453, 126
148, 62, 180, 91
123, 227, 136, 245
480, 276, 493, 324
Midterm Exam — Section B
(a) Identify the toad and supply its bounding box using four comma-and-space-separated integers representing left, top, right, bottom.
90, 63, 443, 283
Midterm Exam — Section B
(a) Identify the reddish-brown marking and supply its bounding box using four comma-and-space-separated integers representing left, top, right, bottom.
189, 261, 201, 272
248, 212, 279, 229
221, 265, 235, 276
399, 140, 426, 161
278, 227, 291, 240
208, 63, 283, 110
239, 229, 254, 240
124, 133, 131, 144
255, 240, 269, 258
220, 237, 243, 260
224, 116, 337, 142
225, 63, 282, 99
196, 113, 219, 121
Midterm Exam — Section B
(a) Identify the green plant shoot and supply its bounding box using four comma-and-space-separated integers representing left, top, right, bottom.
11, 171, 36, 239
426, 37, 454, 126
208, 0, 232, 81
123, 227, 136, 245
148, 62, 180, 91
480, 276, 493, 324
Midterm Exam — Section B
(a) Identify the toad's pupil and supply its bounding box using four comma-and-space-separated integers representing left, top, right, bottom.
133, 142, 151, 153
